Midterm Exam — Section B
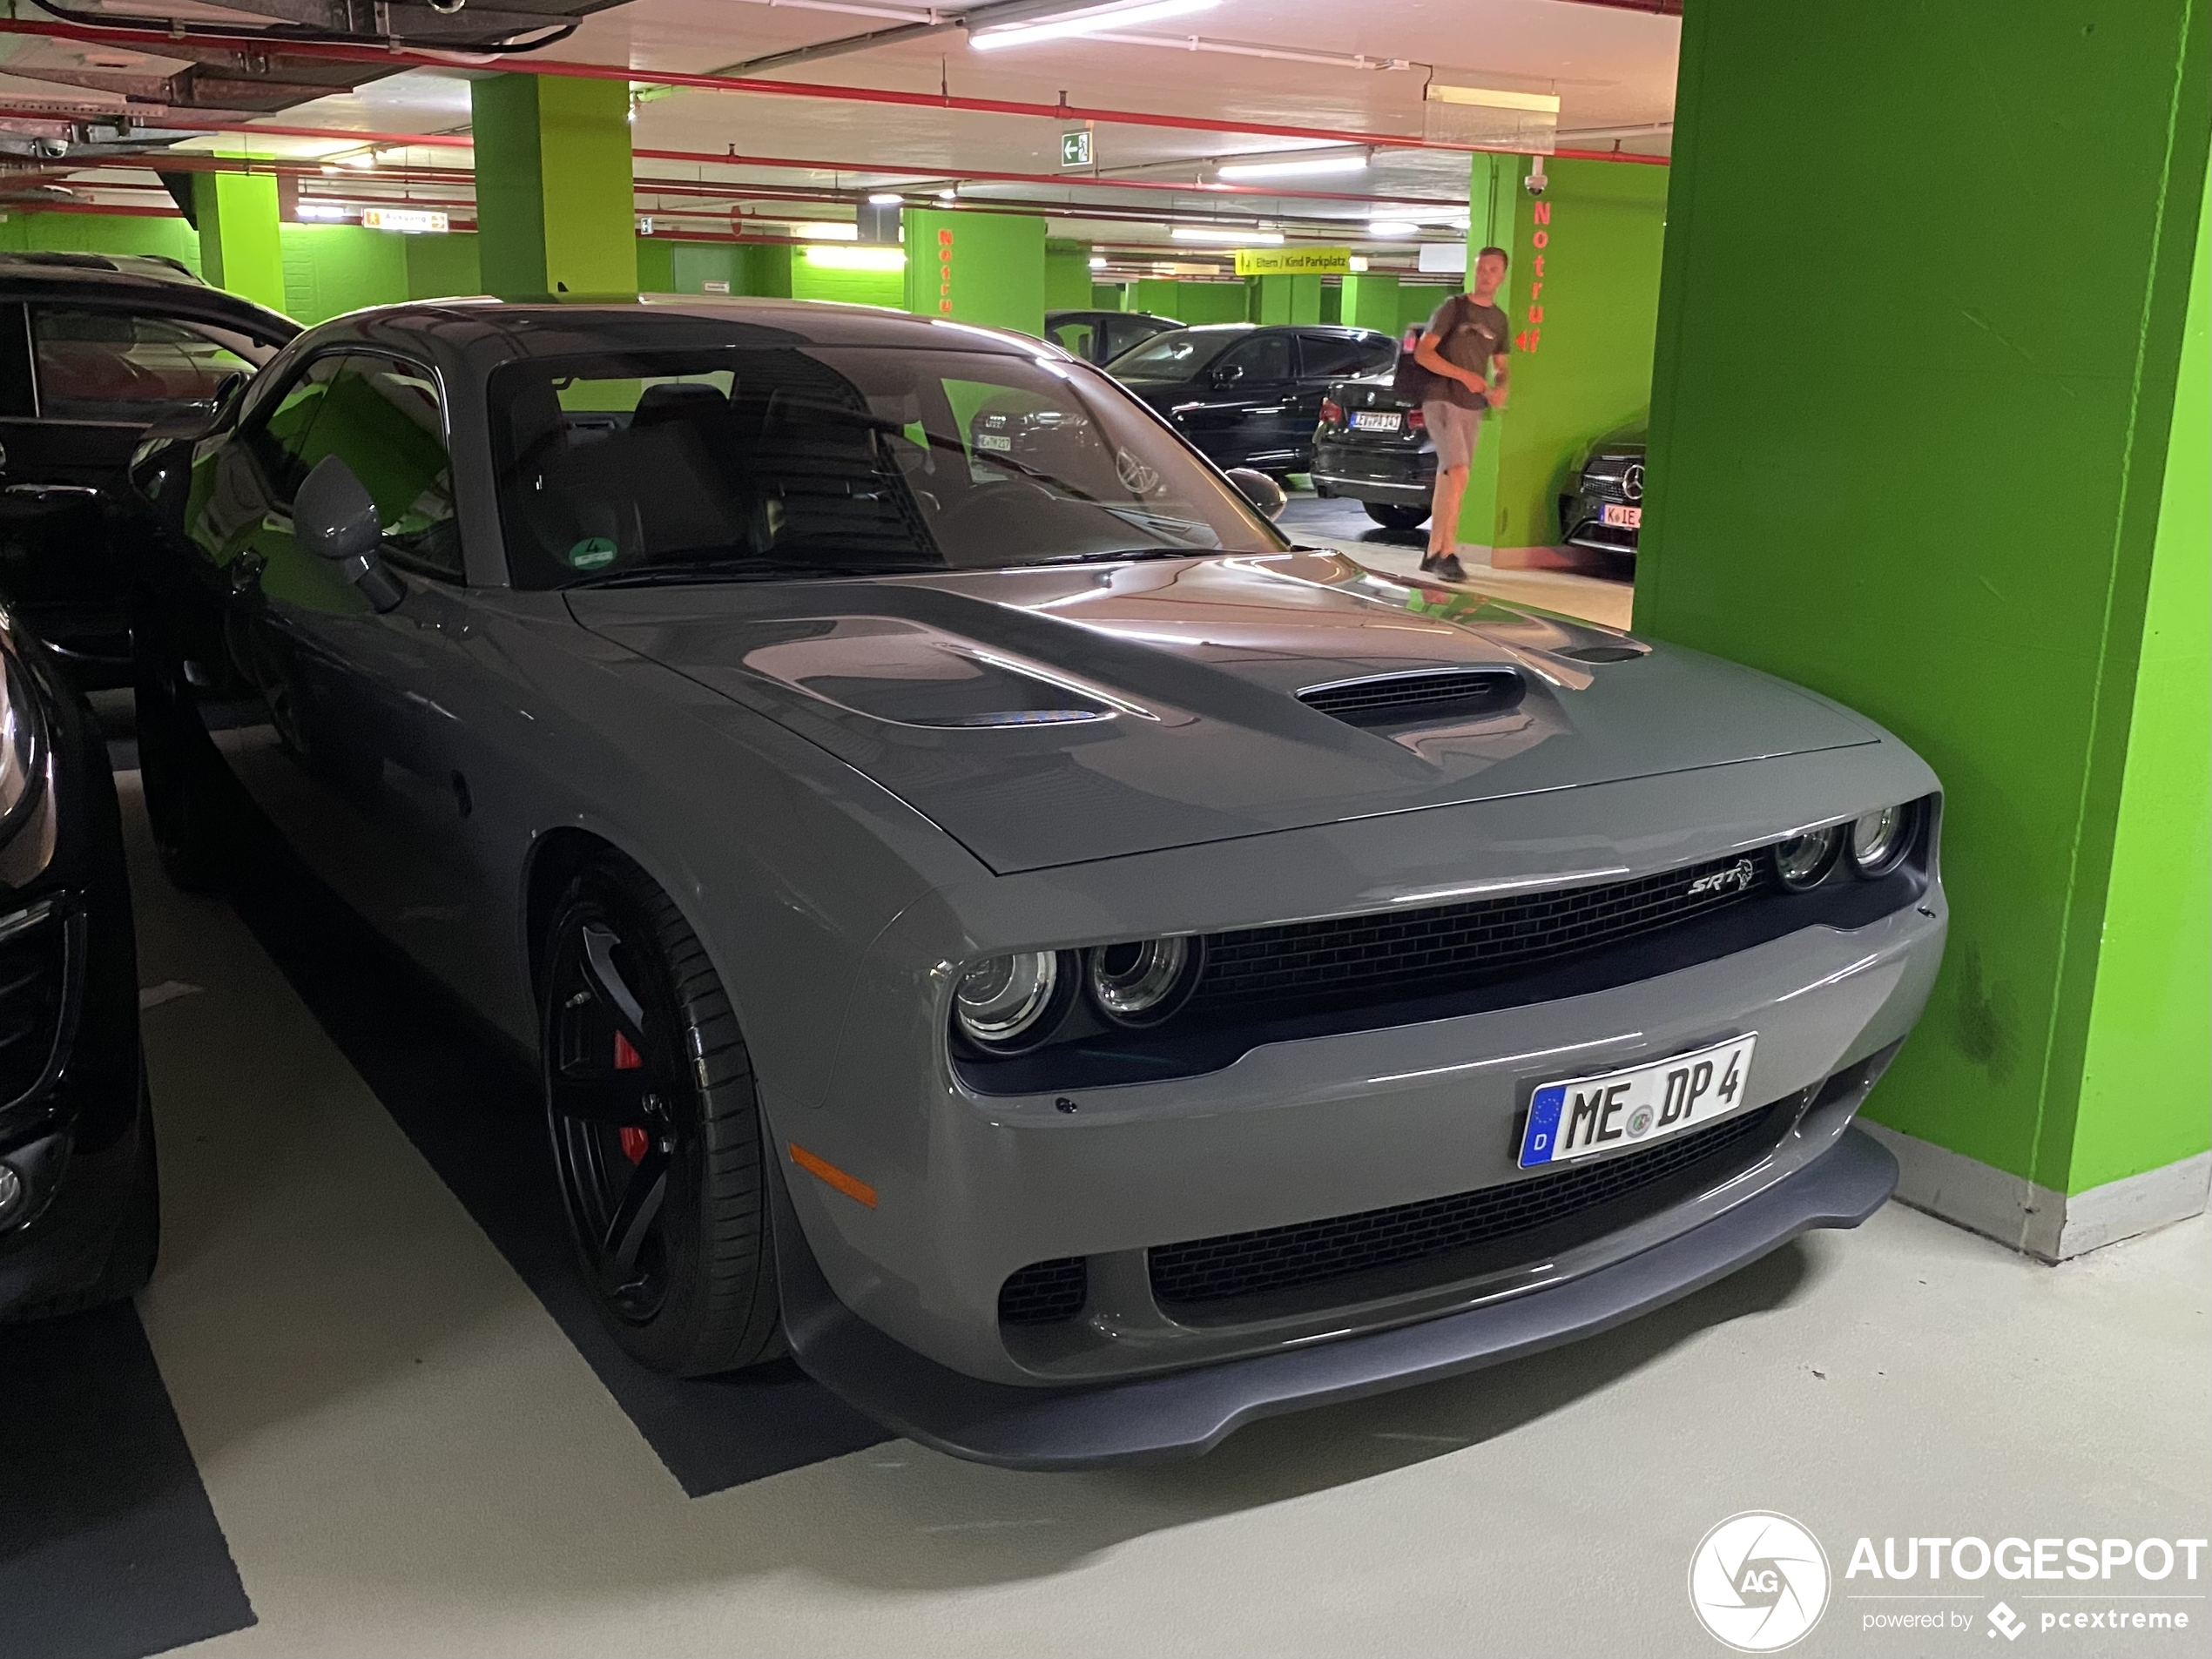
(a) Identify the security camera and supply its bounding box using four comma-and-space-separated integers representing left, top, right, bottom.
1524, 160, 1548, 198
33, 138, 69, 160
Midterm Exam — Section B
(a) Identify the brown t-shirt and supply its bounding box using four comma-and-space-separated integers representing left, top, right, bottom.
1426, 294, 1510, 411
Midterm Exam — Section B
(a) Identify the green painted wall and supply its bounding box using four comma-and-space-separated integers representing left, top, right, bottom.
795, 253, 905, 307
740, 244, 792, 299
1129, 279, 1244, 323
1045, 239, 1092, 312
0, 210, 202, 273
637, 237, 674, 294
193, 168, 287, 313
1091, 282, 1125, 310
406, 231, 481, 300
668, 241, 740, 293
2071, 171, 2211, 1194
1635, 0, 2211, 1194
902, 209, 1045, 334
1341, 273, 1399, 334
471, 72, 635, 301
1253, 273, 1322, 324
279, 224, 408, 323
1399, 283, 1458, 336
1486, 156, 1668, 550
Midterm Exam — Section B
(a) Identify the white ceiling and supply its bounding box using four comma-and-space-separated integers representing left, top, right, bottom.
1, 0, 1677, 273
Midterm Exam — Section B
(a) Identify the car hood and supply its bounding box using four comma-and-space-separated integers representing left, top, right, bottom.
568, 550, 1877, 874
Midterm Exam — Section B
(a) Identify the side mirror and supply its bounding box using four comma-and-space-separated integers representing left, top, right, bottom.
1224, 466, 1286, 522
1211, 361, 1246, 387
208, 370, 247, 421
295, 454, 403, 612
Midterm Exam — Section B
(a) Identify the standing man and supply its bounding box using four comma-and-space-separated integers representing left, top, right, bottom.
1413, 245, 1512, 581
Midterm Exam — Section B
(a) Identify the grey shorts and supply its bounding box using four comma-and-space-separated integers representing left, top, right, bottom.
1422, 400, 1484, 472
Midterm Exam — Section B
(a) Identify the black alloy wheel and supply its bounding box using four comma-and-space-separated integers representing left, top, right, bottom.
1364, 502, 1432, 533
541, 853, 782, 1376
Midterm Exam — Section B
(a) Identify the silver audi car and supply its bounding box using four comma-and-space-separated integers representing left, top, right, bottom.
130, 300, 1946, 1467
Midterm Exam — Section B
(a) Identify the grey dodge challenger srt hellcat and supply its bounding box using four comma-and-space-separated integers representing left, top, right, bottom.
128, 300, 1946, 1466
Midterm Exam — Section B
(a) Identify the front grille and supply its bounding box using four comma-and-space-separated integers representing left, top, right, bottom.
1190, 851, 1772, 1018
0, 900, 71, 1108
998, 1256, 1088, 1325
1298, 670, 1523, 728
1150, 1101, 1786, 1309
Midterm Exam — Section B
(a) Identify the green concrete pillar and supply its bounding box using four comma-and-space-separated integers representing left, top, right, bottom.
470, 73, 636, 302
903, 209, 1045, 335
1251, 274, 1320, 324
194, 165, 287, 313
1635, 0, 2210, 1258
1044, 238, 1092, 312
1340, 272, 1400, 334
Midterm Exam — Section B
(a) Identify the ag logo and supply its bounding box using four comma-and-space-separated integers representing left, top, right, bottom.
1689, 1512, 1830, 1652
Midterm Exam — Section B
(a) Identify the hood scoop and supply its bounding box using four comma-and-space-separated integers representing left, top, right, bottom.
740, 617, 1136, 730
1297, 668, 1525, 729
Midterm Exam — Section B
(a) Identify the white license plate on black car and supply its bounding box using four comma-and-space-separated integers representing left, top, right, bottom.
1601, 502, 1642, 528
1352, 411, 1401, 432
1517, 1035, 1757, 1169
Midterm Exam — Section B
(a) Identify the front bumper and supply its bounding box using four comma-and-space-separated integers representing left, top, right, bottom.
778, 1117, 1898, 1468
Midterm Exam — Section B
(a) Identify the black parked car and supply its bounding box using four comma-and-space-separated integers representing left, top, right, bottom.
1042, 308, 1181, 366
1105, 322, 1396, 474
1558, 421, 1648, 555
0, 252, 296, 687
1311, 368, 1435, 532
0, 610, 153, 1321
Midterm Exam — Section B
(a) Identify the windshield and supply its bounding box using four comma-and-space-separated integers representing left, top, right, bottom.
1104, 327, 1240, 382
489, 344, 1285, 589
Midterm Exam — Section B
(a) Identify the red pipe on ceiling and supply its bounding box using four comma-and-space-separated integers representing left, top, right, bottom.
0, 15, 1667, 165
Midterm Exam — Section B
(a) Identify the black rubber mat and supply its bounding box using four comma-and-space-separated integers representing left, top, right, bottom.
217, 826, 892, 1496
0, 1302, 255, 1659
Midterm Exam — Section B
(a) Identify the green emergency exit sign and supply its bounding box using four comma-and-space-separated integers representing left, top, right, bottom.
1061, 129, 1092, 168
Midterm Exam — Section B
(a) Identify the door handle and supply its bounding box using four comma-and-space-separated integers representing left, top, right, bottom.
229, 549, 267, 596
3, 482, 101, 499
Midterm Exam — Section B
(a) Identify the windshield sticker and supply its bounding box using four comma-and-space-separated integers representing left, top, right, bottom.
567, 536, 617, 571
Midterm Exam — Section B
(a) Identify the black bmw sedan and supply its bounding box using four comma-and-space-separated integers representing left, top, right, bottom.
1042, 308, 1182, 366
0, 252, 296, 688
1310, 369, 1435, 531
0, 610, 153, 1321
1105, 322, 1396, 475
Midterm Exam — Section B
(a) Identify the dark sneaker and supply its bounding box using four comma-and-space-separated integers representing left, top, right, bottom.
1420, 552, 1469, 583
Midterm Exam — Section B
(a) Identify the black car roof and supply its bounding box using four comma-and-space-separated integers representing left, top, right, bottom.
0, 253, 298, 339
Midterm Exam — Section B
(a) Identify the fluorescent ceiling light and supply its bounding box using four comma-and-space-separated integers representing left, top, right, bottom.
793, 220, 858, 240
804, 246, 907, 271
1215, 153, 1368, 183
1089, 255, 1106, 268
1348, 255, 1370, 272
1426, 83, 1561, 115
972, 0, 1219, 52
295, 201, 350, 222
1366, 220, 1419, 238
866, 192, 904, 205
1170, 226, 1281, 245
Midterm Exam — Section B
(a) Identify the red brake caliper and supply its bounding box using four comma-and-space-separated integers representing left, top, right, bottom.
613, 1032, 649, 1163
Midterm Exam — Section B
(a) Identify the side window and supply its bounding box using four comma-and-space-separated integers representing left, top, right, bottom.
0, 304, 33, 420
1047, 319, 1096, 361
260, 354, 462, 582
29, 307, 272, 422
1300, 333, 1396, 380
1218, 333, 1292, 382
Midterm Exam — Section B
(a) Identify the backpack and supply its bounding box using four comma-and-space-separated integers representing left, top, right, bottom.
1389, 295, 1481, 405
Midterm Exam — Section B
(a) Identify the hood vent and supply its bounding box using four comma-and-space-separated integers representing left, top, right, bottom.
1298, 668, 1525, 728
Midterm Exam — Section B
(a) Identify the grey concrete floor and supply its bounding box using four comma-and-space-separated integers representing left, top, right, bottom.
110, 772, 2209, 1659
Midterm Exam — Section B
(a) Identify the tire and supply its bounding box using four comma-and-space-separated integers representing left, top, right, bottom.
541, 853, 782, 1377
1364, 502, 1432, 532
5, 1080, 159, 1323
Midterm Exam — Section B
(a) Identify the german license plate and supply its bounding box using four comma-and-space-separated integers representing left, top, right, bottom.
1518, 1035, 1757, 1169
1352, 410, 1401, 432
1601, 502, 1642, 528
975, 432, 1013, 452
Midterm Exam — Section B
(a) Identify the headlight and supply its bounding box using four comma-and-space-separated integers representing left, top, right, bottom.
953, 951, 1064, 1051
1086, 936, 1203, 1026
0, 651, 46, 841
1848, 803, 1913, 877
1772, 824, 1842, 891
